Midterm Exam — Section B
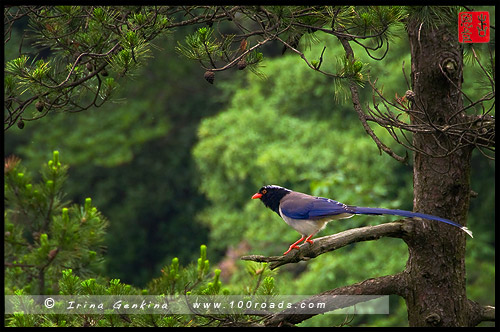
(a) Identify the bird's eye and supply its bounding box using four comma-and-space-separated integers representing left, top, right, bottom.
262, 189, 267, 195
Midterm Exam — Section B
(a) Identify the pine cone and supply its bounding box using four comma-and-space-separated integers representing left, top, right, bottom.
48, 248, 59, 261
237, 58, 247, 70
204, 71, 215, 84
35, 101, 44, 112
405, 90, 416, 102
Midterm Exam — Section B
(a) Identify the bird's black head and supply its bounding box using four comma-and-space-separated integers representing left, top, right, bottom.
251, 185, 291, 215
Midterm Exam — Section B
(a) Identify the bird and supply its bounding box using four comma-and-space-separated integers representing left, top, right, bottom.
251, 185, 473, 255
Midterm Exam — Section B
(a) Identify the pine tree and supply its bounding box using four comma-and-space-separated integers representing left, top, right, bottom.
5, 151, 108, 294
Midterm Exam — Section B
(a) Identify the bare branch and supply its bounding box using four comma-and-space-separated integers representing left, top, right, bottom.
365, 77, 495, 159
241, 221, 409, 270
262, 273, 407, 327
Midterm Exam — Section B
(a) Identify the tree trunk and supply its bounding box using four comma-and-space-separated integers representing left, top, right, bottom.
405, 19, 473, 326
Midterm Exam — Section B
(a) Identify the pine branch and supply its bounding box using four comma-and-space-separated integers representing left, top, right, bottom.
337, 36, 409, 164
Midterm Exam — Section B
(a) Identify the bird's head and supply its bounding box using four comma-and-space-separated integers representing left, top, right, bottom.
252, 185, 291, 214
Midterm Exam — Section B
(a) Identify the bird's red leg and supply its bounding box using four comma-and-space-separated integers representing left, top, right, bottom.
305, 234, 315, 244
283, 236, 305, 255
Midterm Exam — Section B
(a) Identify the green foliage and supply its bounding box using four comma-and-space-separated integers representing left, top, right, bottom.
4, 6, 173, 130
110, 29, 152, 77
333, 54, 369, 100
347, 6, 407, 38
4, 155, 278, 326
5, 151, 108, 294
176, 27, 223, 61
405, 6, 462, 29
197, 244, 210, 281
6, 246, 277, 327
176, 26, 264, 75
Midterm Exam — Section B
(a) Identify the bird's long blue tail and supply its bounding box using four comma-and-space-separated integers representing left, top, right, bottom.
353, 207, 473, 238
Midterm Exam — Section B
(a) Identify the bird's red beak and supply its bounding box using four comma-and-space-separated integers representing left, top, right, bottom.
252, 193, 262, 199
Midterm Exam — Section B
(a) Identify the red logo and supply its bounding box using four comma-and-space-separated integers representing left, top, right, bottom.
458, 12, 490, 43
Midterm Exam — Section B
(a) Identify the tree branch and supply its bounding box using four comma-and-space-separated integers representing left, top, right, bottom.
479, 306, 496, 322
262, 272, 407, 327
337, 36, 409, 164
467, 300, 496, 326
241, 221, 410, 270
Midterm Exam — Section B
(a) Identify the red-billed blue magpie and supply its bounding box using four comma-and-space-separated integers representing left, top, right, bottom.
252, 185, 473, 255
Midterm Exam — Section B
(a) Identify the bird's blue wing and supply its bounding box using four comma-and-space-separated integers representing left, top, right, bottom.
280, 195, 355, 219
279, 195, 313, 219
308, 197, 356, 218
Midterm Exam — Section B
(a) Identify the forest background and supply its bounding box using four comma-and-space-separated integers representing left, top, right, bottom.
4, 6, 494, 327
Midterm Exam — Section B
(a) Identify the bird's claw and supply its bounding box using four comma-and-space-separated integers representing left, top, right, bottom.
283, 245, 301, 255
283, 237, 314, 255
